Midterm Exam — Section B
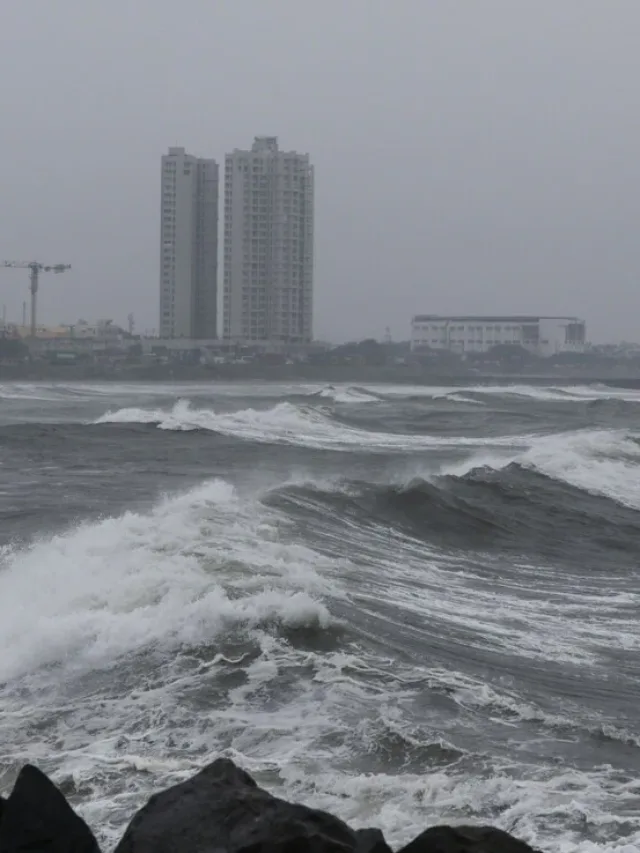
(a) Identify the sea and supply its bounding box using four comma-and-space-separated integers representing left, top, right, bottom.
0, 380, 638, 852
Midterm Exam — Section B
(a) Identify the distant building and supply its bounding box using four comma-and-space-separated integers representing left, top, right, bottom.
8, 324, 70, 340
410, 315, 586, 357
70, 319, 126, 340
223, 136, 314, 343
16, 319, 130, 347
160, 147, 219, 339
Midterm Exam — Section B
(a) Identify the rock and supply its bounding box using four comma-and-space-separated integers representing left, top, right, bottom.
114, 757, 391, 853
0, 764, 100, 853
0, 759, 543, 853
354, 828, 392, 853
397, 825, 540, 853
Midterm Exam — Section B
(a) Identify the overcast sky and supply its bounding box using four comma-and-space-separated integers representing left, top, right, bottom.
1, 1, 639, 343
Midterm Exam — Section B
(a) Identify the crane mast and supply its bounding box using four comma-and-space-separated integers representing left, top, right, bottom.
1, 261, 72, 338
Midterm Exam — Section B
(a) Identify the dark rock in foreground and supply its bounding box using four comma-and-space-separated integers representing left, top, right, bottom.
0, 757, 542, 853
397, 825, 539, 853
114, 758, 390, 853
0, 764, 99, 853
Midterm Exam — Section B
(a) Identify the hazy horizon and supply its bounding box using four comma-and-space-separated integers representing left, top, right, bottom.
1, 1, 640, 343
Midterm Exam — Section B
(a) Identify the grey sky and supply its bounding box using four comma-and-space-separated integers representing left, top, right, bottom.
1, 0, 639, 343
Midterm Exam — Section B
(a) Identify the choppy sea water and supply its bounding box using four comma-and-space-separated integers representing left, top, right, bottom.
0, 379, 638, 852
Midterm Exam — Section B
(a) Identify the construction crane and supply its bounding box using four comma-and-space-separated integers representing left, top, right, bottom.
1, 261, 72, 338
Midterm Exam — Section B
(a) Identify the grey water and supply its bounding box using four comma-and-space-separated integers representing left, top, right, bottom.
0, 380, 638, 852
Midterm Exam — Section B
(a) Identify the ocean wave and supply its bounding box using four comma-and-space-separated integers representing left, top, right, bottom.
3, 379, 640, 406
441, 428, 640, 511
270, 745, 640, 853
272, 428, 640, 562
268, 486, 640, 675
477, 384, 612, 402
366, 382, 640, 404
0, 381, 178, 402
316, 385, 381, 404
439, 668, 640, 747
439, 392, 486, 405
93, 399, 532, 452
0, 479, 337, 682
7, 629, 638, 853
2, 378, 640, 853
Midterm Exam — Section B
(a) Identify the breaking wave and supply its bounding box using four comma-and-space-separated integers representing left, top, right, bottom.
93, 399, 534, 452
368, 382, 640, 404
0, 479, 335, 683
441, 428, 640, 510
316, 385, 381, 404
1, 379, 640, 852
268, 425, 640, 567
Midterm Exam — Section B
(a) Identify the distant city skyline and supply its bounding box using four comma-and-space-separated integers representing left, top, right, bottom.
158, 138, 314, 344
2, 3, 640, 343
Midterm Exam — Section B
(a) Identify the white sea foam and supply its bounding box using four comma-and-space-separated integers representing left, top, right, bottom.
522, 430, 640, 509
432, 667, 640, 743
0, 477, 637, 853
440, 428, 640, 510
441, 392, 486, 404
1, 380, 639, 853
318, 385, 380, 404
407, 389, 486, 404
0, 479, 335, 683
0, 381, 326, 402
365, 382, 640, 404
0, 381, 171, 402
479, 384, 599, 402
344, 528, 640, 667
94, 399, 532, 452
551, 383, 640, 403
275, 762, 640, 853
2, 379, 640, 407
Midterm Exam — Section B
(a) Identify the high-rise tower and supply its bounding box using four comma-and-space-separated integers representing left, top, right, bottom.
160, 147, 219, 338
223, 137, 314, 343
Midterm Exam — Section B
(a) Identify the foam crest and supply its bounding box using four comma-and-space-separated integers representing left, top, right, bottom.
366, 382, 640, 404
94, 399, 530, 452
441, 428, 640, 509
317, 386, 380, 404
440, 392, 485, 404
481, 384, 596, 402
265, 758, 640, 853
522, 430, 640, 509
0, 479, 333, 681
0, 381, 167, 401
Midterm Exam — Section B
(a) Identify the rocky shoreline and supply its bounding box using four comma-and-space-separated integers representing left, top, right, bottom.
0, 758, 540, 852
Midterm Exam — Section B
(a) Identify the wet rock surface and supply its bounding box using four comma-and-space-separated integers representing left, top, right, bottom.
0, 759, 541, 853
0, 764, 99, 853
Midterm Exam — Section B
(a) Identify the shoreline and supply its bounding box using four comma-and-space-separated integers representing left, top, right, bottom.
2, 362, 640, 388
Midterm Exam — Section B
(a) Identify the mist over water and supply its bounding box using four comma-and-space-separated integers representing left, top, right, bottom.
0, 380, 639, 852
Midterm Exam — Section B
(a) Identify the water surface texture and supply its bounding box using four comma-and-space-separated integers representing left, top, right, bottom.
0, 380, 638, 852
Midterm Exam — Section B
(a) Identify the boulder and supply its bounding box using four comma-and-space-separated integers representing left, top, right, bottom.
114, 757, 391, 853
397, 825, 540, 853
0, 760, 544, 853
0, 764, 100, 853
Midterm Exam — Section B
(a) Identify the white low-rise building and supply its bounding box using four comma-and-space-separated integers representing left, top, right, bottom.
411, 315, 586, 358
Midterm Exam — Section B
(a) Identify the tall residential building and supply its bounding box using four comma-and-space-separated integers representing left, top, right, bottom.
223, 136, 314, 343
160, 147, 219, 338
